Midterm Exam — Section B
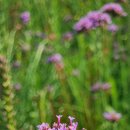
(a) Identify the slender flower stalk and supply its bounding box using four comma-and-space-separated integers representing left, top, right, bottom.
0, 55, 16, 130
56, 115, 62, 126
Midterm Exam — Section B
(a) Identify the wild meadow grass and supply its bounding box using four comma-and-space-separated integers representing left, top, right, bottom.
0, 0, 130, 130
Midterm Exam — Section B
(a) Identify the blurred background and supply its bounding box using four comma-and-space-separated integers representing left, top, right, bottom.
0, 0, 130, 130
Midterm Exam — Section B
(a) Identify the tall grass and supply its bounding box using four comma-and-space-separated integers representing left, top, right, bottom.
0, 0, 130, 130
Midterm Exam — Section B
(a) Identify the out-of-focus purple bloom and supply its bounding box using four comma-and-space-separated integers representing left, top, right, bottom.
101, 83, 111, 91
62, 32, 73, 42
74, 17, 93, 32
20, 11, 30, 24
100, 3, 127, 16
12, 60, 21, 68
91, 82, 111, 92
74, 11, 112, 32
91, 83, 102, 92
37, 115, 80, 130
87, 11, 112, 26
13, 83, 21, 91
103, 112, 122, 122
107, 24, 119, 32
47, 54, 62, 64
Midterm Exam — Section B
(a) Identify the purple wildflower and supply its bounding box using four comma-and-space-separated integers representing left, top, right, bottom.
62, 32, 73, 42
12, 60, 21, 68
74, 11, 112, 32
69, 122, 78, 130
56, 115, 62, 126
20, 11, 30, 24
68, 116, 75, 126
37, 123, 50, 130
91, 83, 102, 92
13, 83, 21, 91
100, 3, 127, 16
103, 111, 122, 122
91, 82, 111, 92
37, 115, 82, 130
47, 54, 62, 64
74, 17, 93, 32
101, 83, 111, 91
107, 24, 119, 32
87, 11, 112, 27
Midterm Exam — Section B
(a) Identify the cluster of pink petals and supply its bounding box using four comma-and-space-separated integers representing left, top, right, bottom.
74, 11, 112, 32
47, 54, 62, 64
107, 24, 119, 32
91, 82, 111, 92
62, 32, 73, 42
20, 11, 30, 24
74, 2, 127, 32
103, 112, 122, 122
100, 3, 127, 16
37, 115, 80, 130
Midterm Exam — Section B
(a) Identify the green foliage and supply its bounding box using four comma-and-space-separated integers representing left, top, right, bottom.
0, 0, 130, 130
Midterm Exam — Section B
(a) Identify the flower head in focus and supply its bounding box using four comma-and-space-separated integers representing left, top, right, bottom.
37, 115, 81, 130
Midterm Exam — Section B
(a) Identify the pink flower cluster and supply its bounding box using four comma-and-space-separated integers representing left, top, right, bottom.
74, 2, 126, 32
20, 11, 30, 24
47, 54, 62, 64
103, 112, 122, 122
101, 3, 127, 16
37, 115, 81, 130
74, 11, 112, 32
91, 82, 111, 92
107, 24, 119, 32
